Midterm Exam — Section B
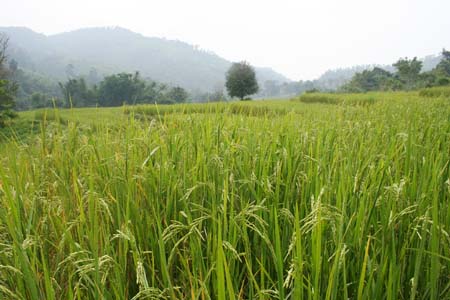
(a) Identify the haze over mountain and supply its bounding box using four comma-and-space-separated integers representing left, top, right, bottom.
0, 26, 290, 92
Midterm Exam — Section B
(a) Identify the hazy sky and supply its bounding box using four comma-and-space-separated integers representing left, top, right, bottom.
2, 0, 450, 80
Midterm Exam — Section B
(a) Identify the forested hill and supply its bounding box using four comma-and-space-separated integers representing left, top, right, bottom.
313, 54, 443, 90
0, 26, 290, 91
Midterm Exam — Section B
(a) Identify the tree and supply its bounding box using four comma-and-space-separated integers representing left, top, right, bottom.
0, 34, 17, 126
30, 92, 50, 108
433, 49, 450, 78
98, 72, 141, 106
207, 88, 227, 102
225, 62, 259, 100
58, 78, 91, 107
166, 86, 188, 103
341, 67, 401, 92
11, 68, 62, 110
393, 57, 422, 90
97, 72, 189, 106
9, 59, 18, 73
263, 80, 281, 97
65, 64, 76, 79
442, 48, 450, 61
87, 67, 101, 85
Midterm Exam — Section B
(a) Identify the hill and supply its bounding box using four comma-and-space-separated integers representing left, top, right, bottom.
313, 54, 442, 90
0, 26, 290, 92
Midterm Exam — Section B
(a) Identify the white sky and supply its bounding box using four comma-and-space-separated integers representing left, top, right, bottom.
1, 0, 450, 80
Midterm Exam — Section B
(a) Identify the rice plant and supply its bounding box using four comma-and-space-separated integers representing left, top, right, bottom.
419, 86, 450, 98
0, 92, 449, 299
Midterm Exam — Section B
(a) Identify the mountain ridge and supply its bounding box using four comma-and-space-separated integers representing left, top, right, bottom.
0, 26, 291, 91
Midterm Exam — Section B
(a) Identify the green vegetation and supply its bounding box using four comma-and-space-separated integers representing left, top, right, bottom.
226, 62, 259, 100
0, 79, 17, 126
0, 91, 449, 299
295, 92, 378, 106
340, 68, 401, 92
0, 26, 288, 105
57, 72, 189, 108
0, 34, 18, 126
342, 50, 450, 93
96, 72, 188, 106
126, 102, 289, 118
419, 86, 450, 98
3, 26, 450, 109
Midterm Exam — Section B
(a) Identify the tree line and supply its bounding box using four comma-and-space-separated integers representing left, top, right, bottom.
341, 49, 450, 92
0, 33, 191, 111
11, 68, 190, 110
256, 51, 450, 98
56, 72, 189, 108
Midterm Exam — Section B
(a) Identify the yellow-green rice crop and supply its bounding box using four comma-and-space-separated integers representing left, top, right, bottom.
0, 92, 449, 299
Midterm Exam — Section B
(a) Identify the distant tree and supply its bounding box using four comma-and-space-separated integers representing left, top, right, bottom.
192, 88, 227, 103
98, 72, 141, 106
0, 80, 17, 126
263, 80, 281, 97
166, 86, 188, 103
417, 71, 439, 88
225, 62, 259, 100
140, 81, 163, 103
433, 49, 450, 78
341, 67, 401, 92
10, 68, 62, 110
437, 77, 449, 86
208, 89, 227, 102
9, 59, 18, 73
58, 78, 91, 107
65, 64, 76, 79
393, 57, 422, 90
87, 67, 101, 85
0, 35, 9, 78
97, 72, 188, 106
442, 49, 450, 61
30, 92, 50, 108
0, 34, 17, 126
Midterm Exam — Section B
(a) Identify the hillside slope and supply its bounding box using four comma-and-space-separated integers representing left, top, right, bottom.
0, 26, 290, 91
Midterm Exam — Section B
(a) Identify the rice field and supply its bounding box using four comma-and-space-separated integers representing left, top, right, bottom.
0, 92, 449, 299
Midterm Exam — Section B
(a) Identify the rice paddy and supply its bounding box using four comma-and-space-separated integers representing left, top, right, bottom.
0, 91, 449, 299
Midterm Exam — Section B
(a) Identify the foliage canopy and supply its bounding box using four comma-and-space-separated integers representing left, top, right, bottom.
226, 62, 259, 100
0, 34, 17, 126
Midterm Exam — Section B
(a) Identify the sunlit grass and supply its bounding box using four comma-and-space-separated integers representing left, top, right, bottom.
0, 93, 449, 299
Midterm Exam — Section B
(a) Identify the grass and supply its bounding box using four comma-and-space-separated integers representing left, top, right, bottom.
125, 102, 290, 118
419, 86, 450, 98
0, 92, 449, 299
294, 91, 423, 106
